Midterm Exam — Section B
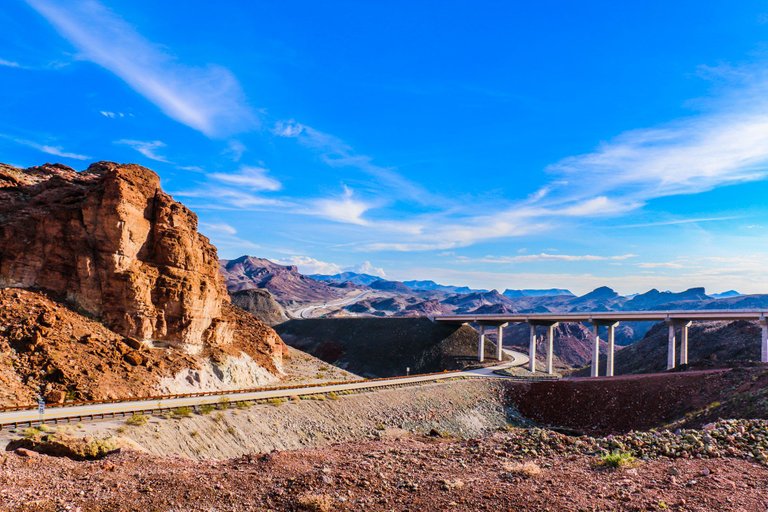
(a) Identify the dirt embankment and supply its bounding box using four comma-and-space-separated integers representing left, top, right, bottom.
76, 379, 515, 460
507, 366, 768, 435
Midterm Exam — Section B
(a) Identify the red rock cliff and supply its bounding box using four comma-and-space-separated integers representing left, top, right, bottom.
0, 162, 232, 353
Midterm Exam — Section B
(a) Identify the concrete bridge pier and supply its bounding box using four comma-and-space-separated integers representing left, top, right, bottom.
528, 323, 537, 373
528, 321, 558, 374
760, 317, 768, 363
679, 321, 692, 366
477, 325, 486, 362
666, 320, 676, 370
545, 323, 558, 374
495, 323, 508, 361
592, 321, 619, 377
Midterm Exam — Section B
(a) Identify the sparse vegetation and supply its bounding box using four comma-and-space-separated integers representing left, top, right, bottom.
213, 412, 225, 423
296, 493, 333, 512
596, 450, 636, 469
327, 391, 339, 400
502, 461, 542, 478
125, 413, 149, 426
267, 397, 286, 406
171, 406, 193, 419
199, 404, 215, 415
217, 397, 231, 410
235, 400, 250, 409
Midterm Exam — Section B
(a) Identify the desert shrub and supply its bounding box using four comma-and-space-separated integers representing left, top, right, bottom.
327, 392, 339, 401
235, 400, 250, 410
171, 406, 193, 419
22, 426, 42, 439
213, 412, 225, 423
226, 426, 237, 436
502, 461, 542, 478
597, 450, 636, 469
125, 413, 149, 426
267, 397, 286, 406
199, 404, 215, 415
217, 397, 230, 410
296, 493, 333, 512
190, 430, 199, 438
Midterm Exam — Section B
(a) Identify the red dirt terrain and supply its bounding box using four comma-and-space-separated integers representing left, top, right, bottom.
1, 433, 766, 512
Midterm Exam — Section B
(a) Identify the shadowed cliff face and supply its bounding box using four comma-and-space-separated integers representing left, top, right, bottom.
0, 162, 260, 354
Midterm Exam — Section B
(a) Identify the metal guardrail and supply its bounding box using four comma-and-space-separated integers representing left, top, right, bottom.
0, 369, 464, 414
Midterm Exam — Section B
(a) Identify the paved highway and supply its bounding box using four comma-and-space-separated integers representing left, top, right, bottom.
292, 290, 372, 319
0, 349, 529, 427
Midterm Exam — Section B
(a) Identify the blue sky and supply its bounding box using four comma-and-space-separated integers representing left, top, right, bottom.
3, 1, 768, 294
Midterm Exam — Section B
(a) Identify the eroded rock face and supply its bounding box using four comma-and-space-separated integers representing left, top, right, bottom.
0, 162, 229, 352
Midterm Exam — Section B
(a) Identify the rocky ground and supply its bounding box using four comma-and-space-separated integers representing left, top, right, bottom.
2, 421, 768, 511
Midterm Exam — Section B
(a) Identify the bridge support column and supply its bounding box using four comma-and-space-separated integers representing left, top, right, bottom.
666, 320, 676, 370
591, 323, 601, 377
528, 323, 537, 373
679, 321, 692, 366
760, 318, 768, 363
495, 323, 508, 361
604, 322, 619, 377
478, 325, 486, 362
546, 323, 558, 375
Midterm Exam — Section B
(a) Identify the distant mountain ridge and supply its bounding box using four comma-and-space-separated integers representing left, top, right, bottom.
503, 288, 574, 298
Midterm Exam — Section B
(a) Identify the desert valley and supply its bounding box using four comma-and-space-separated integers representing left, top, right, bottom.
4, 2, 768, 510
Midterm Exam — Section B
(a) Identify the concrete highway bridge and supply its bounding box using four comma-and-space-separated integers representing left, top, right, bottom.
435, 310, 768, 377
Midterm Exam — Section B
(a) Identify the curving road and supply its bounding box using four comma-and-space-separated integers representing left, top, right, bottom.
292, 290, 372, 319
0, 347, 529, 427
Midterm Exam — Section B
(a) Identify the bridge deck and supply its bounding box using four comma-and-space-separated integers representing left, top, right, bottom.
434, 309, 768, 324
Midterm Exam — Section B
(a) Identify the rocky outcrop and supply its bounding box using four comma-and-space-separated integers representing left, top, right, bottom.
230, 288, 288, 326
0, 162, 231, 353
0, 162, 290, 404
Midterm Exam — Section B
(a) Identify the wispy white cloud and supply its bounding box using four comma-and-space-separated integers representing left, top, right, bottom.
0, 134, 90, 160
199, 222, 237, 236
116, 139, 170, 163
458, 253, 637, 264
273, 119, 444, 206
197, 221, 261, 256
100, 110, 131, 119
309, 185, 373, 226
350, 261, 386, 277
174, 187, 286, 209
273, 255, 343, 275
209, 166, 281, 191
26, 0, 254, 137
616, 215, 742, 229
225, 140, 246, 161
0, 58, 21, 68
